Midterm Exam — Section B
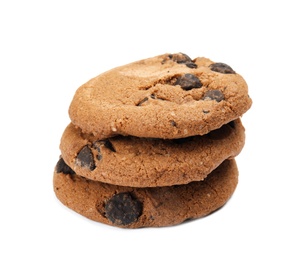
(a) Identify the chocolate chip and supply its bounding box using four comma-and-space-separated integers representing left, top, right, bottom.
175, 74, 202, 90
209, 63, 235, 74
169, 53, 197, 68
92, 139, 115, 161
92, 141, 102, 160
105, 192, 143, 225
170, 53, 192, 63
203, 90, 224, 102
92, 142, 101, 153
170, 120, 177, 127
55, 157, 75, 174
104, 140, 116, 152
76, 145, 95, 171
136, 97, 148, 106
185, 62, 197, 68
150, 93, 166, 101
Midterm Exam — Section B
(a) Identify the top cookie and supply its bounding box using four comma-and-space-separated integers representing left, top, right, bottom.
69, 53, 252, 139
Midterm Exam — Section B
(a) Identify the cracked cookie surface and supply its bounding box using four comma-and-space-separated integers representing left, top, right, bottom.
59, 119, 244, 187
53, 159, 238, 228
69, 53, 252, 139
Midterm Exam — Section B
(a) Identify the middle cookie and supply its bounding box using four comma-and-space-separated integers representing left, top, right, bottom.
60, 119, 245, 187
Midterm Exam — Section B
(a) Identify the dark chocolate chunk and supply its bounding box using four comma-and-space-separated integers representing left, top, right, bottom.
209, 63, 236, 74
105, 192, 143, 225
203, 90, 224, 102
175, 74, 202, 90
55, 157, 75, 174
76, 145, 95, 171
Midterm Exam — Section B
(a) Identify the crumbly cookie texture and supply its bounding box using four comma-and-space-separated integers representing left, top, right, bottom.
69, 53, 252, 139
53, 159, 238, 228
59, 119, 244, 187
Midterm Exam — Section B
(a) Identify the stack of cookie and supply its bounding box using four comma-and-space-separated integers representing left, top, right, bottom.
53, 53, 252, 228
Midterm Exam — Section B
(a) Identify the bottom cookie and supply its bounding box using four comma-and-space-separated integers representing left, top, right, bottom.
53, 159, 238, 228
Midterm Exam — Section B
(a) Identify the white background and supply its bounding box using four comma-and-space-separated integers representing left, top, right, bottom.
1, 0, 301, 259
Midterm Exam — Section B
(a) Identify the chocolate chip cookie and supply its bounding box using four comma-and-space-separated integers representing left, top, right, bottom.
68, 53, 252, 139
59, 119, 244, 187
53, 159, 238, 228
